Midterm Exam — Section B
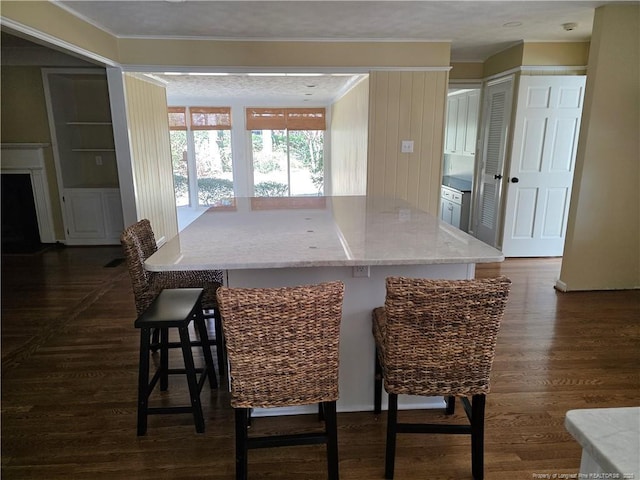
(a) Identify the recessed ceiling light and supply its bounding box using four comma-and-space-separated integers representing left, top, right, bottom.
247, 73, 286, 77
503, 22, 523, 28
188, 72, 230, 76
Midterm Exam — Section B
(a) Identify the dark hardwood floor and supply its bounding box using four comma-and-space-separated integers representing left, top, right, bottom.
2, 247, 639, 479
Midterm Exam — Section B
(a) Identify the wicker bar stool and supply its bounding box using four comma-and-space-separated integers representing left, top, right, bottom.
135, 288, 216, 435
372, 276, 511, 480
216, 281, 345, 480
121, 219, 226, 382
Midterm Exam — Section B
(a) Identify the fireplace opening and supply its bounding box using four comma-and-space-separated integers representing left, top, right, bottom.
1, 174, 43, 254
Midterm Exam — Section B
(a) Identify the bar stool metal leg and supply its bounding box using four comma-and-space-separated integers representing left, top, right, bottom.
193, 308, 218, 389
471, 395, 486, 480
374, 348, 383, 414
385, 393, 398, 480
235, 408, 250, 480
213, 309, 226, 380
446, 395, 456, 415
178, 325, 205, 433
160, 327, 169, 391
137, 327, 151, 436
324, 401, 339, 480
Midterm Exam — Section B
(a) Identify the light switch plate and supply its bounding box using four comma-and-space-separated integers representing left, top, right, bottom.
401, 140, 414, 153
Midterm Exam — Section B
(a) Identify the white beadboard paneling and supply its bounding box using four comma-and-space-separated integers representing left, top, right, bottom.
367, 71, 447, 216
330, 77, 369, 195
123, 74, 178, 241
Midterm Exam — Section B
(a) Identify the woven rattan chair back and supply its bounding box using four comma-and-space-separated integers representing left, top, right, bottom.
380, 276, 511, 397
216, 281, 345, 409
121, 219, 226, 384
120, 219, 159, 315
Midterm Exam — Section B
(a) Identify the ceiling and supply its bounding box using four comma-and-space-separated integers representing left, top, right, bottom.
55, 0, 613, 61
5, 1, 625, 102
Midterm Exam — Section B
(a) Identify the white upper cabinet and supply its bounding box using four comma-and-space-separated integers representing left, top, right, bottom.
444, 90, 479, 157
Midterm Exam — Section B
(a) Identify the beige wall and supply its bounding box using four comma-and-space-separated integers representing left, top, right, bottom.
484, 42, 590, 78
450, 62, 484, 81
0, 66, 64, 239
117, 39, 450, 69
559, 4, 640, 291
483, 43, 525, 78
367, 71, 448, 215
522, 42, 589, 66
123, 74, 178, 242
330, 77, 370, 195
1, 1, 118, 63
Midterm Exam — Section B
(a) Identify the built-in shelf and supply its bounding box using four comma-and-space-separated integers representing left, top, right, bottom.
43, 68, 123, 245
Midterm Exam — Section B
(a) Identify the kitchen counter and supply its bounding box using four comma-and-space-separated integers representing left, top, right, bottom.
565, 407, 640, 477
146, 196, 504, 414
442, 175, 472, 192
146, 195, 502, 271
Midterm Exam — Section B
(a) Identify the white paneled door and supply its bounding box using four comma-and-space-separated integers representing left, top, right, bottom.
501, 75, 586, 257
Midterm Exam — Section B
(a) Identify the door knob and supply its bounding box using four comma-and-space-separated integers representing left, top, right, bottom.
494, 174, 503, 180
510, 177, 520, 183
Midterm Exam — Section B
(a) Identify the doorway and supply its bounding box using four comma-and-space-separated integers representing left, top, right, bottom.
441, 85, 481, 233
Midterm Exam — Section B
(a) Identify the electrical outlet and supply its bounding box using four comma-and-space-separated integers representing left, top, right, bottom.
352, 266, 370, 278
95, 155, 103, 166
401, 140, 414, 153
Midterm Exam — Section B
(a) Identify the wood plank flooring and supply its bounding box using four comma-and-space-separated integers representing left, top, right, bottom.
2, 247, 639, 479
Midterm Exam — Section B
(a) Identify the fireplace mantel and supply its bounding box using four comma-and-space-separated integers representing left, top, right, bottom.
1, 143, 55, 243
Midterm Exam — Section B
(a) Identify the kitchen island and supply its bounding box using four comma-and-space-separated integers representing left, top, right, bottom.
565, 407, 640, 477
146, 196, 504, 414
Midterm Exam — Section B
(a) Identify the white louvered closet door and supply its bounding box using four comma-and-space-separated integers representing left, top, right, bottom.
473, 77, 514, 247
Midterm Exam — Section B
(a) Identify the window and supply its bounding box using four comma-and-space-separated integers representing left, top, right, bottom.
168, 106, 234, 207
247, 108, 325, 197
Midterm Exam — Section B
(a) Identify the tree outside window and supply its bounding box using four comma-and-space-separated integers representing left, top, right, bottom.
248, 108, 325, 197
168, 106, 234, 207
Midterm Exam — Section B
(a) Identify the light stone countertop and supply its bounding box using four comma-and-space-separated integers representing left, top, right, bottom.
145, 196, 504, 272
565, 407, 640, 476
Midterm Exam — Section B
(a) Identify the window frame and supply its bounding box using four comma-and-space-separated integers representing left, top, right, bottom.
168, 106, 233, 207
246, 107, 326, 197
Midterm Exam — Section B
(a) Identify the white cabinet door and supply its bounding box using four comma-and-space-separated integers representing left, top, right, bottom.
445, 96, 460, 154
454, 94, 469, 154
463, 90, 479, 156
64, 189, 106, 240
63, 188, 123, 245
445, 90, 479, 157
450, 201, 461, 228
103, 189, 125, 242
501, 75, 585, 257
440, 198, 461, 228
